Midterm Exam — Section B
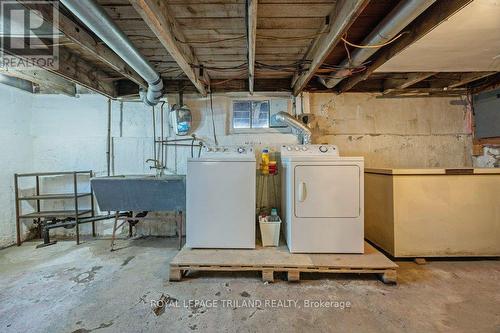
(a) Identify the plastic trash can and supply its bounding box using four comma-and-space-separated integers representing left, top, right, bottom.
259, 216, 281, 247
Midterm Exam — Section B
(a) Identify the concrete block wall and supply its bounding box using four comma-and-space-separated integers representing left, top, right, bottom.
0, 85, 480, 247
309, 93, 473, 168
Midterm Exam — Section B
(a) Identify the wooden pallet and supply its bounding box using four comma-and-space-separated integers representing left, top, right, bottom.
170, 241, 398, 284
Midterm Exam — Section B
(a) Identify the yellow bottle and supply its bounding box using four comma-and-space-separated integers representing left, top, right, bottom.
261, 149, 270, 175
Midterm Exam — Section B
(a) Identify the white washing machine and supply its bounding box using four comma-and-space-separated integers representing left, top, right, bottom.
280, 144, 364, 253
186, 146, 256, 248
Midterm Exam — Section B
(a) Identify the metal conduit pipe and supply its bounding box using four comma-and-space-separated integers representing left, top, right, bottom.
276, 112, 312, 145
319, 0, 436, 89
60, 0, 163, 106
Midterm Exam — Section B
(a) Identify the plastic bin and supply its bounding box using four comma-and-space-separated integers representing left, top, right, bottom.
259, 216, 281, 247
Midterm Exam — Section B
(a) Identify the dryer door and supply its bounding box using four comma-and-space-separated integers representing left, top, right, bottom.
294, 164, 360, 218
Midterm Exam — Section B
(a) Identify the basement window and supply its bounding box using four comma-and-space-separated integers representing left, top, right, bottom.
232, 100, 270, 129
230, 98, 289, 132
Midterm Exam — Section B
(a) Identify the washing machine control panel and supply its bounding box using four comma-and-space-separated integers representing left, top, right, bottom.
281, 144, 340, 156
203, 145, 254, 157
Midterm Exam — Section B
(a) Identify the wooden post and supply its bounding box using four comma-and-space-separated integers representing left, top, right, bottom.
287, 270, 300, 282
170, 267, 182, 281
262, 269, 274, 283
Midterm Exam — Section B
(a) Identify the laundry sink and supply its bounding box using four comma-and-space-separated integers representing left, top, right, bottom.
91, 175, 186, 212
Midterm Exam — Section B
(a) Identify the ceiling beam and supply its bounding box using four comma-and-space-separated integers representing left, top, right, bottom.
247, 0, 257, 94
130, 0, 208, 96
0, 74, 35, 93
125, 78, 292, 94
447, 72, 497, 89
338, 0, 473, 93
0, 68, 76, 96
291, 0, 370, 96
20, 1, 147, 88
381, 87, 467, 97
383, 72, 436, 94
1, 46, 117, 97
49, 48, 117, 97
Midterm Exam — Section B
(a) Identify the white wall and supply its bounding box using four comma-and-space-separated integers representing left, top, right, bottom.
2, 91, 298, 246
0, 87, 479, 247
0, 85, 34, 247
28, 95, 159, 241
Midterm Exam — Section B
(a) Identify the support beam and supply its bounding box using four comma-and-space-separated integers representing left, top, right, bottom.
20, 1, 147, 88
447, 72, 497, 89
380, 87, 467, 98
247, 0, 257, 94
338, 0, 473, 93
470, 72, 500, 94
49, 48, 116, 97
0, 68, 76, 96
126, 78, 292, 94
130, 0, 208, 95
291, 0, 370, 96
383, 72, 436, 94
2, 47, 116, 97
0, 74, 35, 93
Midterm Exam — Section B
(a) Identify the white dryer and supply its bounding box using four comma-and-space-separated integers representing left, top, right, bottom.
186, 146, 256, 248
280, 145, 364, 253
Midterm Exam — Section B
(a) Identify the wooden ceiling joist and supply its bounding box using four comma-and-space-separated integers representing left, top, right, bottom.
153, 78, 292, 94
337, 0, 474, 93
291, 0, 370, 96
381, 87, 467, 97
129, 0, 208, 95
55, 48, 117, 97
447, 72, 497, 89
2, 47, 117, 97
383, 72, 436, 94
21, 1, 147, 89
0, 68, 76, 96
247, 0, 257, 94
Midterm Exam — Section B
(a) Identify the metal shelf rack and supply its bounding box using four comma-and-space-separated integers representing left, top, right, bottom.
14, 171, 95, 246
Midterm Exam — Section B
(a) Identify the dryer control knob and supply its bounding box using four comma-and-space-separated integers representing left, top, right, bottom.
237, 147, 246, 154
286, 146, 292, 151
301, 146, 308, 151
319, 145, 328, 153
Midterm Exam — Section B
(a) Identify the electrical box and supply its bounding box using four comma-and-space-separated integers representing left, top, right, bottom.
170, 104, 192, 136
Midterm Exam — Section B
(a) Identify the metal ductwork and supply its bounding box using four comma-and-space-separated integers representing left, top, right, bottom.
276, 112, 312, 145
319, 0, 436, 89
60, 0, 163, 105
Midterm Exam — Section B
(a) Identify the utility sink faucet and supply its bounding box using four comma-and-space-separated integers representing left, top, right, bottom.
146, 159, 165, 177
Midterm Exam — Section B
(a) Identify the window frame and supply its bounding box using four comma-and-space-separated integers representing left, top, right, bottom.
229, 96, 291, 134
231, 99, 270, 130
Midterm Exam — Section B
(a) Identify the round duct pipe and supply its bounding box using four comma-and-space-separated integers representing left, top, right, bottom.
60, 0, 164, 106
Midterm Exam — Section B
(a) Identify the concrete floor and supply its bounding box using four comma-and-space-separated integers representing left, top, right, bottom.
0, 237, 499, 333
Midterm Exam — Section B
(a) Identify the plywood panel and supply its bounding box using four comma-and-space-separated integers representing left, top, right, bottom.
377, 0, 500, 72
172, 242, 396, 269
